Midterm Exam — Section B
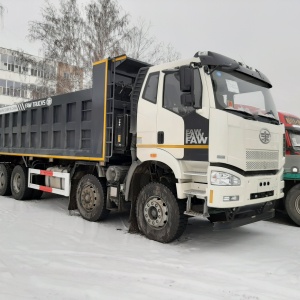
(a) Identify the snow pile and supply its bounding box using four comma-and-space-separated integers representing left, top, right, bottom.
0, 195, 299, 300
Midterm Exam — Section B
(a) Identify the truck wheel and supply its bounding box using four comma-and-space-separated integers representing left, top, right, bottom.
11, 165, 33, 200
76, 174, 110, 221
0, 164, 12, 196
285, 184, 300, 226
136, 182, 188, 243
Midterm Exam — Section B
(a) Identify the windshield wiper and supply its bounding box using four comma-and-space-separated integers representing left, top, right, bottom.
223, 107, 256, 120
256, 113, 279, 125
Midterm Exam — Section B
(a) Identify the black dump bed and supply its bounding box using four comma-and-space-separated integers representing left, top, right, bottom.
0, 55, 149, 162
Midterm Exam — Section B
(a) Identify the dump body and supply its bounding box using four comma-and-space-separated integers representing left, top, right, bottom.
0, 56, 148, 162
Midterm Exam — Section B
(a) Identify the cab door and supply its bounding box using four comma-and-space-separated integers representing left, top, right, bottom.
136, 71, 159, 148
156, 69, 209, 161
156, 71, 187, 159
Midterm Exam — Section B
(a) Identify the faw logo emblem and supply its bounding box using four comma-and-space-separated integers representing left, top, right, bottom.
259, 128, 271, 144
186, 129, 208, 144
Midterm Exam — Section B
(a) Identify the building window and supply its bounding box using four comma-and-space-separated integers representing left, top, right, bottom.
0, 79, 5, 95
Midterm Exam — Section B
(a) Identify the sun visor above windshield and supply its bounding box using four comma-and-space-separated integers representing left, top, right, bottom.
195, 51, 272, 88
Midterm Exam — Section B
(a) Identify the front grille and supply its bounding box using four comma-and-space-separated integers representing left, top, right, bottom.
246, 150, 278, 160
246, 150, 279, 171
246, 161, 278, 170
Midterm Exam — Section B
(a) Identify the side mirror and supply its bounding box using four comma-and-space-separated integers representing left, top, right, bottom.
179, 66, 203, 109
179, 66, 193, 92
181, 94, 194, 107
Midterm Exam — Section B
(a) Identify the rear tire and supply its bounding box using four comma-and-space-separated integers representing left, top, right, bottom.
0, 164, 12, 196
76, 174, 110, 221
136, 182, 188, 243
285, 184, 300, 226
11, 165, 33, 200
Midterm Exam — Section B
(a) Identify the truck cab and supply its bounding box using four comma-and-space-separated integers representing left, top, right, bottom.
277, 111, 300, 225
131, 51, 284, 237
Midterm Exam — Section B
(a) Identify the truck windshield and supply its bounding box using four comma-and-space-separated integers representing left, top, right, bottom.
211, 70, 279, 122
289, 131, 300, 150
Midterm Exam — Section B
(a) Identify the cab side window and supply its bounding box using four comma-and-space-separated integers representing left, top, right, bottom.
142, 72, 159, 103
163, 73, 194, 116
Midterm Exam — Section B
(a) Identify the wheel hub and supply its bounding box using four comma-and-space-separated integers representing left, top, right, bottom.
13, 174, 21, 193
0, 171, 5, 188
81, 185, 98, 211
143, 197, 168, 228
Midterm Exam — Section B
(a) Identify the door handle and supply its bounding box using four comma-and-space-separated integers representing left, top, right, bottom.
157, 131, 164, 144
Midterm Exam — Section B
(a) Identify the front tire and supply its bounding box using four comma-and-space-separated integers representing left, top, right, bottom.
136, 182, 188, 243
285, 184, 300, 226
0, 164, 12, 196
11, 165, 33, 200
76, 174, 110, 221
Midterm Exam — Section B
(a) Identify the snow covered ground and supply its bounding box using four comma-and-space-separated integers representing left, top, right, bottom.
0, 194, 299, 300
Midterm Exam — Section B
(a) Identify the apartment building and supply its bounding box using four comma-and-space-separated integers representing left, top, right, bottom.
0, 47, 83, 106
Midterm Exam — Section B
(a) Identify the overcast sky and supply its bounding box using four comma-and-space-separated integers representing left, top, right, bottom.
1, 0, 299, 116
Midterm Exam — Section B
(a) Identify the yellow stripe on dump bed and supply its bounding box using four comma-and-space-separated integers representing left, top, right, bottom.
112, 55, 127, 62
0, 152, 105, 161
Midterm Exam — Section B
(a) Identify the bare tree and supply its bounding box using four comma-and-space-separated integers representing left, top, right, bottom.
124, 20, 181, 64
28, 0, 131, 89
27, 0, 181, 93
84, 0, 130, 65
28, 0, 85, 68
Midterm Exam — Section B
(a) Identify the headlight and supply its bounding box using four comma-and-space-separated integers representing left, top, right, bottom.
211, 171, 241, 186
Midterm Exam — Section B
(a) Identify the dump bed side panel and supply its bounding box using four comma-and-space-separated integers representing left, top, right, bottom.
0, 59, 107, 161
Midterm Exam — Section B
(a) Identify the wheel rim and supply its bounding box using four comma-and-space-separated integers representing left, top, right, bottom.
0, 171, 5, 189
143, 196, 168, 228
80, 183, 99, 212
295, 194, 300, 215
13, 173, 21, 193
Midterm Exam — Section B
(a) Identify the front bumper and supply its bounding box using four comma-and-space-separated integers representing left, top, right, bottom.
176, 166, 284, 209
208, 166, 284, 208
